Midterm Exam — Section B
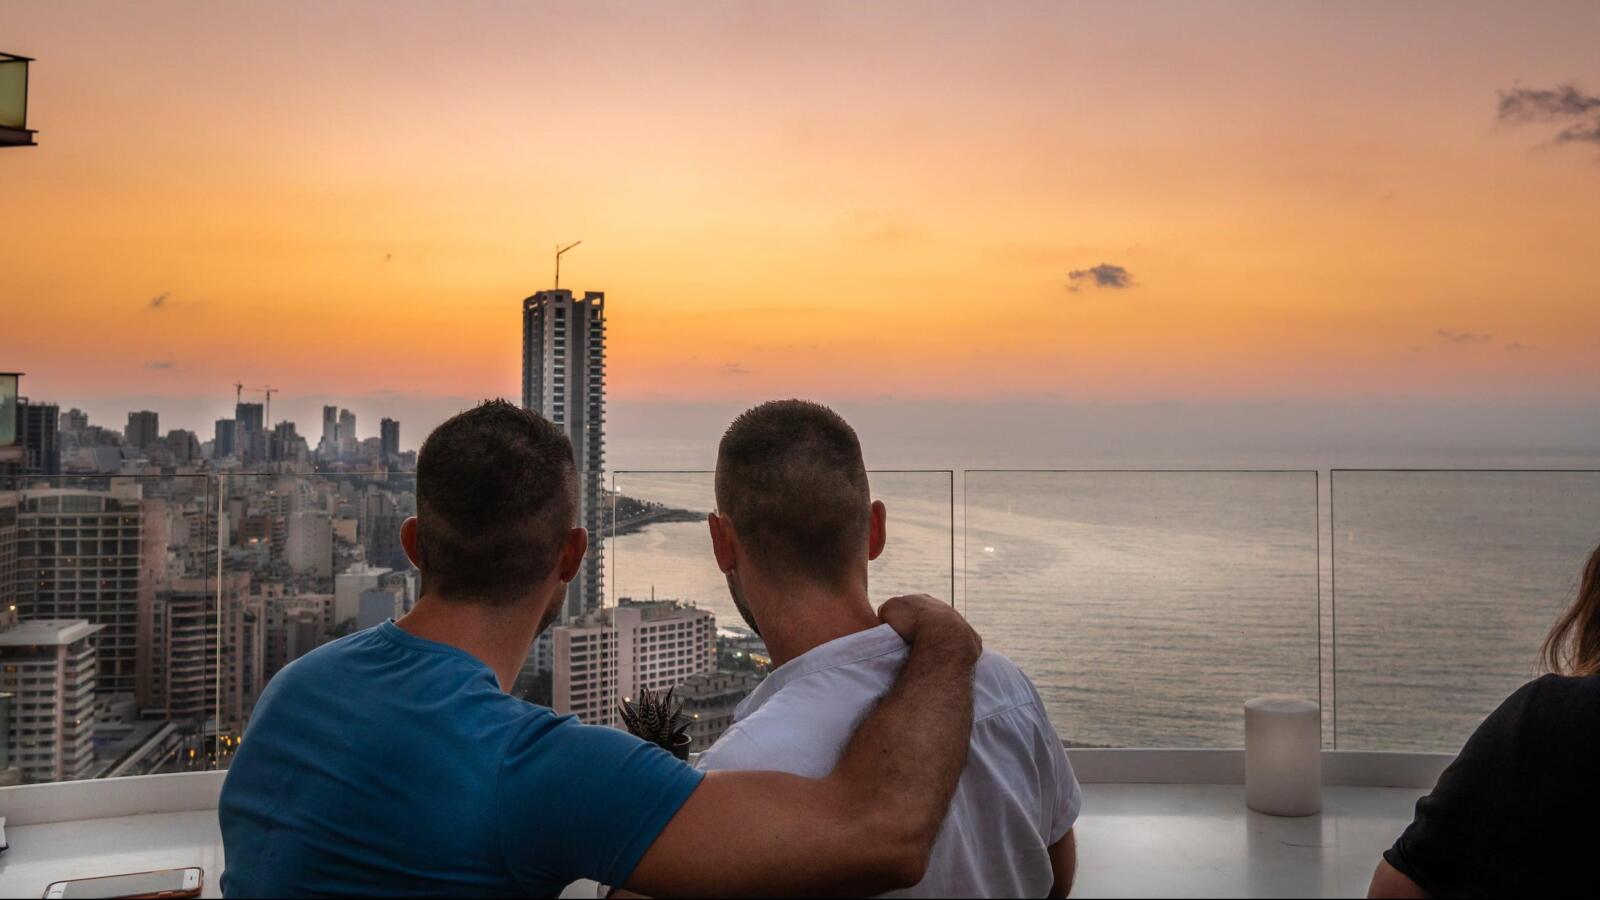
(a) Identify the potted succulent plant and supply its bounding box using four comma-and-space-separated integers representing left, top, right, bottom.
618, 686, 693, 760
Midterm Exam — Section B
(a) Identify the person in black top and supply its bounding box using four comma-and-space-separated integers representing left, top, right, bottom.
1369, 541, 1600, 899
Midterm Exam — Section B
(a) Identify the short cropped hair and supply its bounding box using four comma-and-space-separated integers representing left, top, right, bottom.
715, 400, 870, 588
414, 400, 578, 605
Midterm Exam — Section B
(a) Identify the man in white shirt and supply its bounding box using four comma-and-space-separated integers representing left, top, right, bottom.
699, 399, 1080, 898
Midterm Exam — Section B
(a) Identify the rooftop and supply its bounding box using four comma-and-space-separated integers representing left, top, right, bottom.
0, 619, 103, 647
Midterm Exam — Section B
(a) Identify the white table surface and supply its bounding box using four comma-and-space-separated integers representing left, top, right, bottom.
0, 783, 1423, 898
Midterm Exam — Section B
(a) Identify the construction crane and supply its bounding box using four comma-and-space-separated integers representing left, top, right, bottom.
554, 240, 581, 290
233, 382, 279, 424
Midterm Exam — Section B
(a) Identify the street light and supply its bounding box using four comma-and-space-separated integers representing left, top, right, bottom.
1, 53, 36, 148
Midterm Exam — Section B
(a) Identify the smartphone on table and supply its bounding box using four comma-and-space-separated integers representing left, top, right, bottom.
43, 868, 202, 899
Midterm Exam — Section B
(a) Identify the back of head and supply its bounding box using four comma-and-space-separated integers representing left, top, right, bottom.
415, 400, 577, 605
715, 400, 870, 589
1544, 542, 1600, 677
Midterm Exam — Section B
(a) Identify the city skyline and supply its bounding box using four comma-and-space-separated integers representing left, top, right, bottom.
5, 1, 1599, 435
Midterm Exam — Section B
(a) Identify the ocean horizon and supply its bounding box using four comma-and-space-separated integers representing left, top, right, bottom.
605, 434, 1600, 754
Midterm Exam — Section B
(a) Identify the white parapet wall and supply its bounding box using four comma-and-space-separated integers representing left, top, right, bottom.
0, 748, 1453, 828
1066, 748, 1452, 789
0, 770, 227, 826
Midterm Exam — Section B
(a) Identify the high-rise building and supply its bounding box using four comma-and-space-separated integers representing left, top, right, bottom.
214, 419, 237, 459
0, 616, 102, 783
522, 288, 605, 621
147, 573, 256, 732
61, 408, 89, 434
269, 421, 304, 463
320, 406, 339, 458
549, 614, 617, 726
380, 418, 400, 464
3, 399, 61, 481
360, 489, 404, 569
165, 429, 201, 465
235, 403, 266, 464
337, 409, 357, 459
14, 488, 145, 696
284, 511, 332, 577
0, 494, 17, 610
125, 411, 160, 450
551, 599, 715, 727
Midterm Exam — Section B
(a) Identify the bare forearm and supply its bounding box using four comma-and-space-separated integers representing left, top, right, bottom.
1049, 831, 1077, 898
833, 621, 979, 859
627, 771, 914, 897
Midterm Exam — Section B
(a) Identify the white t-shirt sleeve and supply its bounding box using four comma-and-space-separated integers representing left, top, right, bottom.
1027, 692, 1082, 843
1047, 725, 1082, 843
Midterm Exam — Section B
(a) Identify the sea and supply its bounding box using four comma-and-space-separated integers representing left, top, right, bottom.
602, 428, 1600, 754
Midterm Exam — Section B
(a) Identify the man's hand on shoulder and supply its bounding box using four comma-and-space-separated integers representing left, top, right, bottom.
879, 593, 981, 661
626, 593, 983, 897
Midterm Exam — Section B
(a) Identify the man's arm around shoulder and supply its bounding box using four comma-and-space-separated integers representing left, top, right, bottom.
624, 594, 981, 897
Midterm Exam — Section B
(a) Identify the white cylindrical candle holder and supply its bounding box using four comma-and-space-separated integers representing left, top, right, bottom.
1244, 696, 1321, 816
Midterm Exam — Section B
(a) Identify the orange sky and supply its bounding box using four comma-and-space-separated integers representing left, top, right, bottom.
4, 1, 1599, 428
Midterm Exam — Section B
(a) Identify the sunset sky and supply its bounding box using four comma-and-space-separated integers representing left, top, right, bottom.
4, 2, 1599, 449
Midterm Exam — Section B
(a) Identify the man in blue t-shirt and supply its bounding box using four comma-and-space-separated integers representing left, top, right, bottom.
219, 400, 982, 898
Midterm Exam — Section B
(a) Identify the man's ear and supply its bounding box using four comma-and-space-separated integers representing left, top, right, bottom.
557, 527, 588, 584
708, 512, 738, 574
868, 500, 887, 562
400, 517, 423, 569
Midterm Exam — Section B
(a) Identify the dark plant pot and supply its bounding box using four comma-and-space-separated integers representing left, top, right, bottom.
668, 734, 692, 761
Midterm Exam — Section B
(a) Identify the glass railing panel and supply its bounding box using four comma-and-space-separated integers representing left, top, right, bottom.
0, 55, 28, 132
218, 471, 417, 766
511, 469, 607, 710
0, 472, 212, 784
608, 469, 956, 620
963, 470, 1320, 749
1330, 470, 1600, 752
597, 470, 955, 740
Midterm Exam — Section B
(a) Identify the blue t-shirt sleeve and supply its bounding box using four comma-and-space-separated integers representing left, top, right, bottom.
496, 717, 704, 890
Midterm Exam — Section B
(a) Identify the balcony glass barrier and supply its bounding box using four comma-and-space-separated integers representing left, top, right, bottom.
1330, 470, 1600, 752
608, 469, 955, 615
217, 471, 417, 762
963, 470, 1321, 749
601, 470, 954, 739
0, 54, 28, 132
0, 473, 212, 786
0, 374, 16, 447
15, 464, 1597, 785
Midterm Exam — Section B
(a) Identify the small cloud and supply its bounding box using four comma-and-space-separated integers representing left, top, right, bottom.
1437, 329, 1494, 344
383, 252, 393, 263
1497, 82, 1600, 154
1504, 341, 1530, 352
842, 210, 924, 247
719, 362, 751, 377
1067, 263, 1134, 292
147, 292, 170, 309
144, 360, 176, 369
